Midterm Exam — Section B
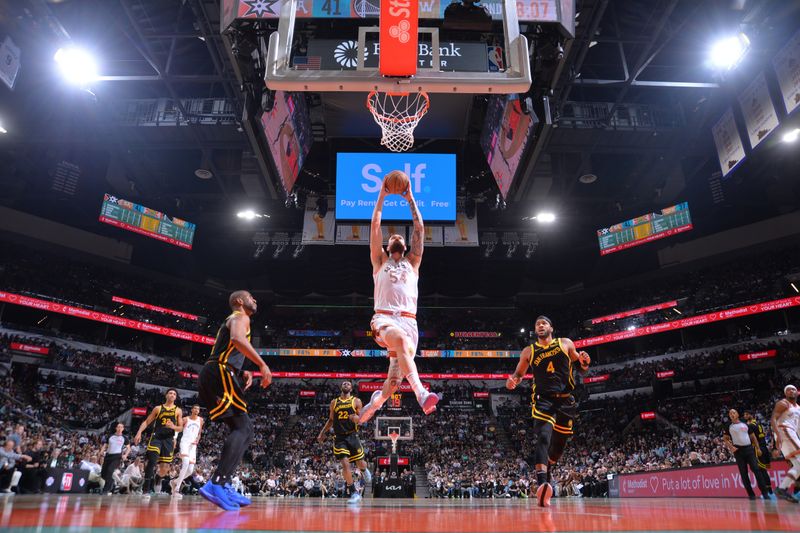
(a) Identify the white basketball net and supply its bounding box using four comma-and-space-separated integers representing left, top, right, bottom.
367, 91, 430, 152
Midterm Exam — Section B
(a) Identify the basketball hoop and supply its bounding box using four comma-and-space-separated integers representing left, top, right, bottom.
388, 431, 400, 454
366, 91, 430, 153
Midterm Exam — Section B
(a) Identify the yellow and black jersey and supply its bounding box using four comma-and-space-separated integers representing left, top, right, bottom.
208, 311, 250, 371
529, 338, 575, 396
747, 420, 769, 455
332, 396, 358, 436
153, 404, 178, 438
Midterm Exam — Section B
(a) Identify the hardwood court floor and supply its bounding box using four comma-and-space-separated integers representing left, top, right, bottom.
1, 494, 799, 532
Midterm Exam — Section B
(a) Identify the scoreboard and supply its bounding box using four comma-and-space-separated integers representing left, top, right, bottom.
99, 193, 196, 249
597, 202, 692, 256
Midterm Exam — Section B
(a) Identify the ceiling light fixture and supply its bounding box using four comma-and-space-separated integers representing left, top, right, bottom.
237, 210, 270, 220
709, 33, 750, 70
782, 128, 800, 143
54, 46, 99, 86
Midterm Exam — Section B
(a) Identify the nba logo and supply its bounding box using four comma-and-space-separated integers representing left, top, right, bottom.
61, 472, 73, 492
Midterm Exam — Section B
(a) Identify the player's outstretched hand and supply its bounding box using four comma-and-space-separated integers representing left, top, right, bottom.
243, 370, 253, 391
578, 351, 591, 370
505, 376, 518, 390
259, 365, 272, 389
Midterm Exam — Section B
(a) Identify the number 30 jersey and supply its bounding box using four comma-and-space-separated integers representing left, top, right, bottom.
529, 338, 575, 395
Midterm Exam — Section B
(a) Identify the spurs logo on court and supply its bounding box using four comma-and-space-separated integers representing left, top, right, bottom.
389, 20, 411, 44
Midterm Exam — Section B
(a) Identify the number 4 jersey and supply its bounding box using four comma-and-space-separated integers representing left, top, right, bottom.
529, 338, 575, 395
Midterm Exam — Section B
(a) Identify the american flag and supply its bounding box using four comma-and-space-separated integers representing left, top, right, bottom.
293, 56, 321, 70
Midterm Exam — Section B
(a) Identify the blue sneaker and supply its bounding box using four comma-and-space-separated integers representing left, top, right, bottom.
224, 484, 252, 507
363, 468, 372, 484
199, 481, 239, 511
347, 491, 362, 504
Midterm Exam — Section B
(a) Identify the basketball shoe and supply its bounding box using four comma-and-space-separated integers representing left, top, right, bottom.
358, 391, 384, 424
536, 482, 553, 507
419, 391, 441, 415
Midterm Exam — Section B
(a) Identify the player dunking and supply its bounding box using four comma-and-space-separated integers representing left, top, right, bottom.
771, 384, 800, 503
197, 290, 273, 510
359, 172, 440, 423
317, 381, 373, 503
171, 404, 203, 498
134, 389, 183, 496
506, 316, 590, 507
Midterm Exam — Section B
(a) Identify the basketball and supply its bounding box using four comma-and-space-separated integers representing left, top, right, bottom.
383, 170, 410, 195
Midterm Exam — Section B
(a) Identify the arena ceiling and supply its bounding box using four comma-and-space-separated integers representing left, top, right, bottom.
0, 0, 798, 299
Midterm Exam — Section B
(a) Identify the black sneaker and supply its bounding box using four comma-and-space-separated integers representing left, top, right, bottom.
775, 488, 800, 503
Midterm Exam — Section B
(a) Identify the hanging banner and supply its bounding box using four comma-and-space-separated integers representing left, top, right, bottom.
9, 343, 49, 355
739, 349, 777, 362
590, 300, 678, 324
0, 36, 21, 90
773, 29, 800, 115
335, 224, 371, 245
423, 226, 445, 248
738, 72, 780, 149
575, 296, 800, 348
112, 296, 199, 321
711, 108, 746, 178
258, 371, 532, 380
444, 213, 478, 247
0, 291, 215, 345
301, 207, 336, 245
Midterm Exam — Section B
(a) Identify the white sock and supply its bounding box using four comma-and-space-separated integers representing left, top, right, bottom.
405, 371, 427, 402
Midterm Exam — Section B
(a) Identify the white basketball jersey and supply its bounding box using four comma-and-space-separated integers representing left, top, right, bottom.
183, 417, 202, 444
777, 402, 800, 433
373, 258, 418, 315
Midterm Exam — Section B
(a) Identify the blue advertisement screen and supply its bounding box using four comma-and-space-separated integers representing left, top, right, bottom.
335, 153, 457, 221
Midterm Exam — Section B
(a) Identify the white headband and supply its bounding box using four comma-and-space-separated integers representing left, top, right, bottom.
786, 384, 797, 394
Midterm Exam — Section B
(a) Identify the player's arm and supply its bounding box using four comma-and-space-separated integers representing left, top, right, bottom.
370, 183, 388, 272
562, 337, 591, 374
196, 418, 204, 445
351, 397, 364, 425
770, 400, 788, 456
317, 400, 336, 443
167, 408, 184, 433
404, 188, 424, 271
122, 443, 131, 461
722, 433, 736, 453
749, 431, 761, 456
134, 406, 160, 445
229, 312, 272, 388
506, 346, 532, 390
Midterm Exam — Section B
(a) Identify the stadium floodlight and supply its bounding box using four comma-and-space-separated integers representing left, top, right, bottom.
0, 121, 6, 134
535, 212, 556, 223
792, 282, 799, 294
520, 328, 526, 333
782, 128, 800, 143
237, 210, 270, 220
54, 46, 98, 86
709, 33, 750, 70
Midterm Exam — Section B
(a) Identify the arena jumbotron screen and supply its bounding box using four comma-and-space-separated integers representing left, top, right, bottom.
597, 202, 693, 256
